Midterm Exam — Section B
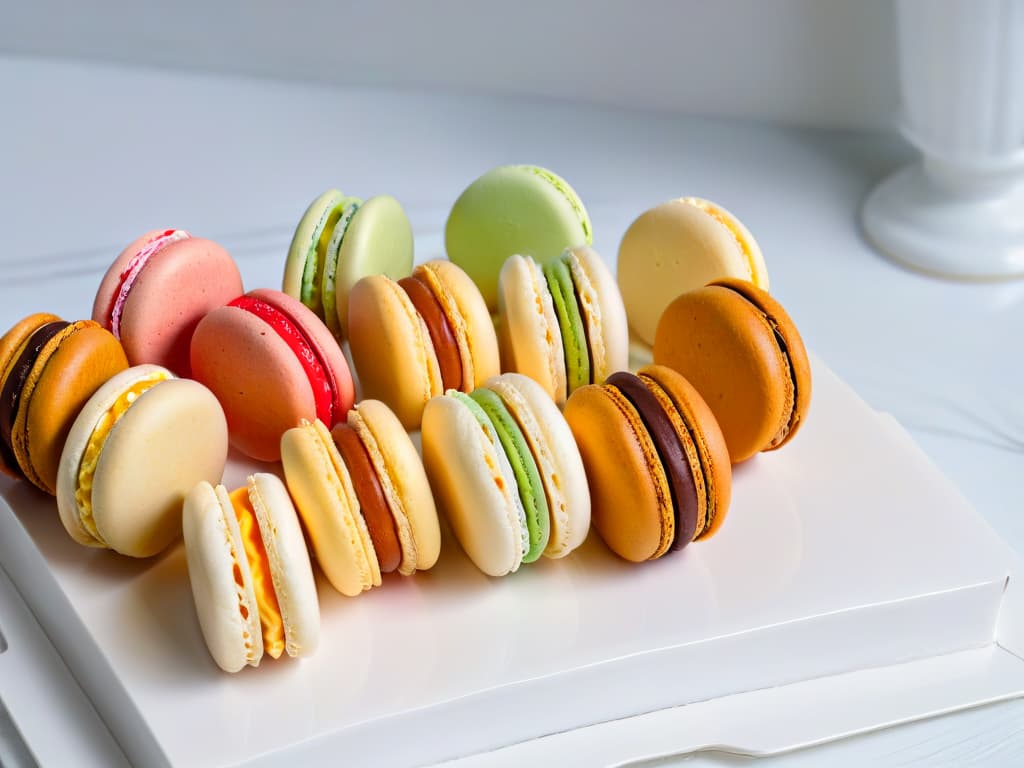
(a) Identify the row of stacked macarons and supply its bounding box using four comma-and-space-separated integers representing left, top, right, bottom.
0, 164, 810, 672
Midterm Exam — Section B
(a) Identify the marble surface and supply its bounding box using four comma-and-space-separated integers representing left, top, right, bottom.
0, 55, 1022, 766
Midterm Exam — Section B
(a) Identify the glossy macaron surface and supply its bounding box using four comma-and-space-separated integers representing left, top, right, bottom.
191, 288, 354, 461
445, 165, 593, 310
618, 198, 768, 346
93, 230, 243, 376
0, 314, 128, 494
654, 279, 810, 463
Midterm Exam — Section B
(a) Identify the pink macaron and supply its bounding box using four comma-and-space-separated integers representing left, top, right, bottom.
190, 288, 355, 461
92, 229, 243, 376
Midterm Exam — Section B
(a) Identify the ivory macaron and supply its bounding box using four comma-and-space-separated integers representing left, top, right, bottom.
654, 278, 811, 463
564, 365, 731, 562
183, 473, 320, 673
422, 373, 590, 577
191, 288, 355, 461
283, 190, 414, 338
0, 313, 128, 494
56, 365, 228, 557
281, 408, 440, 597
93, 229, 243, 375
497, 246, 628, 404
348, 260, 499, 429
618, 198, 769, 346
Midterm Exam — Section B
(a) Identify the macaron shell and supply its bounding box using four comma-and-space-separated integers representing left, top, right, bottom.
334, 195, 414, 336
283, 189, 350, 310
563, 383, 674, 562
445, 165, 592, 309
497, 254, 567, 403
182, 480, 263, 673
654, 285, 790, 463
638, 364, 732, 540
618, 200, 757, 346
348, 275, 442, 430
421, 394, 524, 577
566, 246, 629, 383
350, 399, 441, 572
248, 473, 320, 658
682, 198, 769, 290
16, 322, 128, 495
415, 260, 499, 391
280, 420, 381, 596
99, 236, 243, 376
90, 378, 229, 557
486, 373, 591, 558
711, 278, 812, 450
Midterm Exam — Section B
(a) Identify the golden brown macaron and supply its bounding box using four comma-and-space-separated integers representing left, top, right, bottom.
563, 365, 731, 563
0, 313, 128, 494
653, 278, 811, 463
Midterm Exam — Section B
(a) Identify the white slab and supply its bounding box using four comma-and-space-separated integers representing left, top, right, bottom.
0, 356, 1015, 767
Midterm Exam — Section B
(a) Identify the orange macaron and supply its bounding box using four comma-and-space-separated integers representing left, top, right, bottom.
564, 364, 731, 562
654, 278, 811, 463
0, 313, 128, 494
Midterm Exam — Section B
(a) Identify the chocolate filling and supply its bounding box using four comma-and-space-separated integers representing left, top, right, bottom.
606, 371, 699, 549
398, 276, 463, 391
0, 321, 69, 473
332, 424, 402, 573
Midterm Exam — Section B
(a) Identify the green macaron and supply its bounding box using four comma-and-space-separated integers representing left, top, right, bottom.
284, 190, 414, 337
469, 387, 550, 563
445, 165, 592, 310
544, 255, 591, 393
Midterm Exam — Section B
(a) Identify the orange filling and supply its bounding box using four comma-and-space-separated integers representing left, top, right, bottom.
229, 488, 285, 659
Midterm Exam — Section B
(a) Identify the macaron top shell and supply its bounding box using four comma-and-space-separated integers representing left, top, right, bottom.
617, 198, 768, 346
57, 365, 229, 557
349, 399, 441, 572
654, 281, 809, 463
93, 230, 243, 376
190, 288, 354, 461
445, 165, 593, 309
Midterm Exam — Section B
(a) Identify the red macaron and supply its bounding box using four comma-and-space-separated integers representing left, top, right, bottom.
190, 288, 355, 461
93, 229, 243, 376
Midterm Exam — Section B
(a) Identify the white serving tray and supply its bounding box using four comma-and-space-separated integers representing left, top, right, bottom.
0, 356, 1019, 767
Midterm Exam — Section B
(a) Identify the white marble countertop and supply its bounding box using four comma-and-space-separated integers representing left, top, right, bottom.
0, 55, 1022, 766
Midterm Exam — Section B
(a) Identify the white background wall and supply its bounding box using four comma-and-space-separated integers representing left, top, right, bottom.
1, 0, 900, 129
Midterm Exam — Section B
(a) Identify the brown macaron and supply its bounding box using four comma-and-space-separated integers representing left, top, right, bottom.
654, 278, 811, 463
0, 313, 128, 494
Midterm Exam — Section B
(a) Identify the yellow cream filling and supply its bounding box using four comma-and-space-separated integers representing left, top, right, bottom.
684, 198, 756, 278
74, 372, 168, 542
229, 487, 285, 659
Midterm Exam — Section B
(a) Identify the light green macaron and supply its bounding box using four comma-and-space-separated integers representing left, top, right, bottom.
445, 165, 592, 310
284, 190, 414, 337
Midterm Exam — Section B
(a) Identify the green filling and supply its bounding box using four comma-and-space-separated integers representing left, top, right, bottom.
322, 202, 361, 338
469, 388, 550, 563
544, 257, 590, 394
520, 165, 592, 244
450, 390, 530, 559
301, 195, 360, 317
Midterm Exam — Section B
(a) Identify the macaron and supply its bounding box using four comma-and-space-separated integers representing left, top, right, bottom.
92, 229, 243, 375
563, 365, 731, 563
445, 165, 593, 309
191, 288, 355, 461
56, 365, 228, 557
283, 190, 414, 338
617, 198, 769, 346
653, 279, 811, 463
0, 313, 128, 494
183, 473, 319, 673
421, 373, 590, 577
281, 410, 440, 597
348, 260, 498, 429
497, 246, 628, 404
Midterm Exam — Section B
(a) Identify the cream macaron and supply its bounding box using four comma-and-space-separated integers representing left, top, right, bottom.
617, 198, 769, 346
56, 364, 228, 557
183, 473, 320, 673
